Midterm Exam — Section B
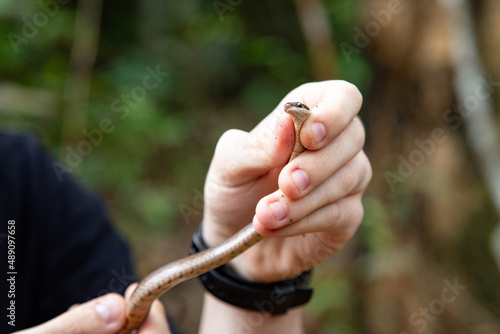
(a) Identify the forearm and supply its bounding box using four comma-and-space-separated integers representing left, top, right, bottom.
199, 293, 304, 334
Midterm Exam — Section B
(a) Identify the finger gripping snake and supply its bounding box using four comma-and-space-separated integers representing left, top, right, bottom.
119, 102, 311, 333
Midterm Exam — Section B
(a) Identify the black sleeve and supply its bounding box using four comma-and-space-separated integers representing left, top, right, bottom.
0, 132, 136, 332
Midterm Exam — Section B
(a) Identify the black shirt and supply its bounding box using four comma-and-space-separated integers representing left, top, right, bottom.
0, 132, 136, 333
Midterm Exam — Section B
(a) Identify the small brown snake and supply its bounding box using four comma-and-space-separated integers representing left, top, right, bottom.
119, 102, 311, 333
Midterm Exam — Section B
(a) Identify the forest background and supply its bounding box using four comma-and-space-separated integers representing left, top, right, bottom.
1, 0, 500, 333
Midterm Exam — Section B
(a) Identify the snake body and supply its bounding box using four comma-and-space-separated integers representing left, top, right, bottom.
119, 102, 311, 333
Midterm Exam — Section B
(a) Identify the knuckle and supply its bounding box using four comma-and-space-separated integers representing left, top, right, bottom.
339, 198, 364, 241
214, 129, 252, 173
325, 102, 345, 134
338, 169, 357, 193
217, 129, 242, 150
351, 200, 365, 227
340, 81, 363, 107
215, 130, 233, 156
361, 153, 373, 185
327, 202, 342, 224
350, 117, 366, 149
352, 151, 372, 191
345, 153, 372, 194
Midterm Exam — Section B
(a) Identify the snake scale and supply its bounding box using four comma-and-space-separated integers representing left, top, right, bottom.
119, 102, 311, 333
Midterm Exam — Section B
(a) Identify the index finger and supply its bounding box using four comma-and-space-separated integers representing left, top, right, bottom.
292, 80, 363, 151
257, 80, 361, 152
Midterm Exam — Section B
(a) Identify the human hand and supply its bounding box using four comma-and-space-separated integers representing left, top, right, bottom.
202, 80, 371, 282
14, 284, 170, 334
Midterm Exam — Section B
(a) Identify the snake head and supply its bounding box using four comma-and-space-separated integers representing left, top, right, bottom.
284, 102, 311, 127
284, 102, 309, 111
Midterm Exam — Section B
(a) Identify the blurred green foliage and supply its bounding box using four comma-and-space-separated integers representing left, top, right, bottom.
0, 0, 377, 332
3, 0, 500, 333
0, 0, 371, 234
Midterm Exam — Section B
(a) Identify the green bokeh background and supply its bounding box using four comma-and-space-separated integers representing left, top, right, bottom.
1, 0, 500, 333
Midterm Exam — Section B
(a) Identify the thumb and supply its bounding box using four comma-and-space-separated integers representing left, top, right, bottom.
210, 111, 295, 186
16, 293, 126, 334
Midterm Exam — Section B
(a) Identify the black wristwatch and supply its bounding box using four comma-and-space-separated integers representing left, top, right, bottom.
191, 223, 313, 315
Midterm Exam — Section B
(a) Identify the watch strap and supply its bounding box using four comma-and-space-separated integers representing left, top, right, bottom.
191, 223, 313, 315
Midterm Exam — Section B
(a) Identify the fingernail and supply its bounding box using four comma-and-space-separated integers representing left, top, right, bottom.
95, 296, 120, 324
312, 122, 327, 143
269, 201, 287, 223
292, 169, 309, 192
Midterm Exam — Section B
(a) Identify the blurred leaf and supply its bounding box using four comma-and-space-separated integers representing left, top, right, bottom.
310, 276, 352, 314
360, 196, 394, 251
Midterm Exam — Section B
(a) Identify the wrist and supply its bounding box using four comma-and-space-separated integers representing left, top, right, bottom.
201, 218, 227, 247
192, 223, 314, 315
201, 293, 304, 334
202, 208, 249, 247
201, 215, 261, 281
